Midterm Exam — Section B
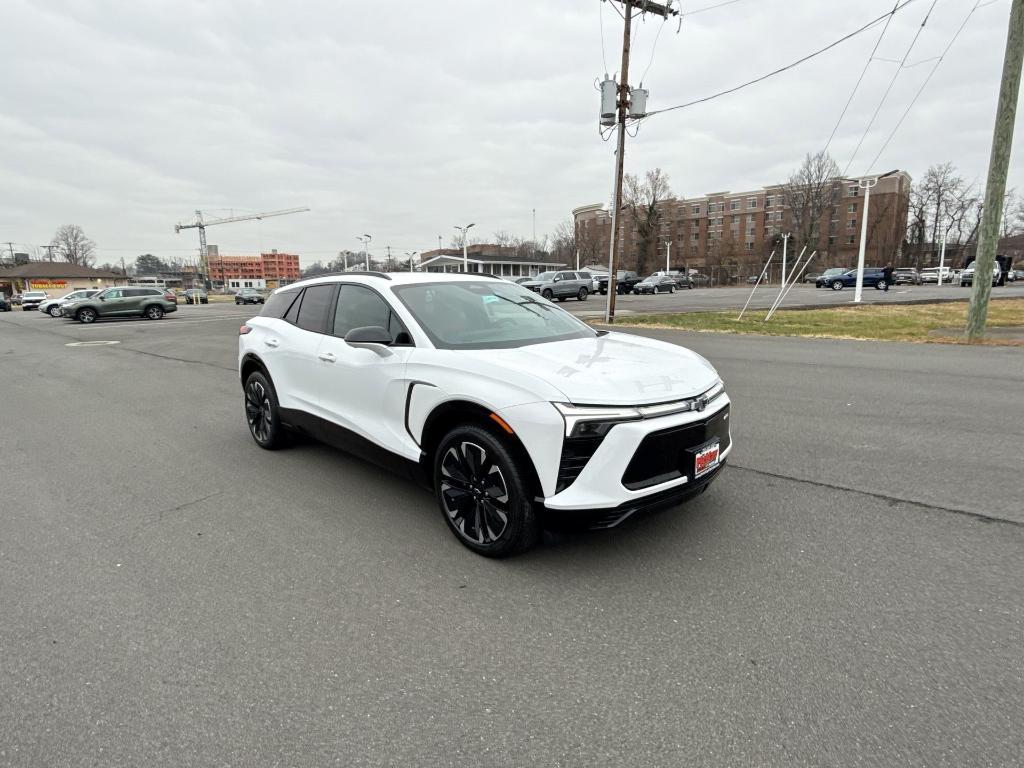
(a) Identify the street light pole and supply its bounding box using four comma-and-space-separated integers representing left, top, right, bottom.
405, 251, 418, 272
454, 223, 475, 272
356, 235, 372, 271
853, 179, 877, 303
665, 240, 671, 272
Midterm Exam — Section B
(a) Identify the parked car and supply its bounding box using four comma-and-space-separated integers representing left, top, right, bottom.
803, 272, 822, 284
238, 273, 731, 557
576, 269, 604, 292
1013, 269, 1024, 281
920, 266, 955, 284
815, 268, 851, 288
11, 293, 23, 305
650, 270, 694, 289
689, 273, 712, 286
37, 289, 100, 317
633, 275, 678, 294
595, 270, 642, 295
520, 270, 592, 302
746, 275, 760, 284
825, 268, 889, 291
235, 288, 266, 305
61, 286, 178, 323
20, 291, 49, 311
0, 294, 10, 311
182, 289, 209, 305
893, 268, 922, 285
959, 260, 1001, 287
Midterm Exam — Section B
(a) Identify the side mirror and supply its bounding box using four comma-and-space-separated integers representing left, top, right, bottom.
99, 295, 106, 301
344, 325, 391, 346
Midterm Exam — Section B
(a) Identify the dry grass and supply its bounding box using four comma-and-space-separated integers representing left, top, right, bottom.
615, 298, 1024, 345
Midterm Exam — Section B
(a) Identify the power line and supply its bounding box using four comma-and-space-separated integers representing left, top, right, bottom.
645, 0, 920, 117
599, 0, 609, 72
681, 0, 748, 16
842, 0, 940, 176
867, 0, 988, 173
638, 9, 669, 84
822, 0, 901, 155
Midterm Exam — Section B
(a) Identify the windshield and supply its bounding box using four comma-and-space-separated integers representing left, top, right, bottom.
532, 272, 556, 282
392, 281, 596, 350
823, 268, 846, 276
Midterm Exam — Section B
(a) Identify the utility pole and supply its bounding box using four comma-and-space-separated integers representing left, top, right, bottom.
780, 233, 790, 287
41, 245, 56, 261
532, 208, 536, 259
600, 1, 677, 322
967, 0, 1023, 340
6, 242, 15, 263
852, 179, 877, 303
664, 240, 671, 272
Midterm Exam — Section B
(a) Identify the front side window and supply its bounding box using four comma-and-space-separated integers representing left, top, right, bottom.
333, 285, 392, 338
393, 281, 595, 350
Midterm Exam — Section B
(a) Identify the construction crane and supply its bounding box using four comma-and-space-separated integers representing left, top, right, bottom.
174, 207, 310, 286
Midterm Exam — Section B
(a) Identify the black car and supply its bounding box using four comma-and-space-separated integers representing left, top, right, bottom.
0, 294, 10, 311
235, 288, 265, 305
596, 270, 642, 295
181, 289, 209, 305
633, 275, 678, 294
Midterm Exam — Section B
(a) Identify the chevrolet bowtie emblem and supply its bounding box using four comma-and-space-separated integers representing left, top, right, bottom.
695, 395, 708, 412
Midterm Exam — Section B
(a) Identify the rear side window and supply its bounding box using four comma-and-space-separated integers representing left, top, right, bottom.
295, 284, 334, 333
261, 290, 299, 319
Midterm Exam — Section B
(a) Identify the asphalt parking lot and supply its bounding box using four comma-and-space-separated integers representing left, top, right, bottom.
566, 281, 1024, 317
1, 304, 1021, 767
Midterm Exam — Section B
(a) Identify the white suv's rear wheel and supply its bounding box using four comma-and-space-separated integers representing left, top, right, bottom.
434, 424, 539, 557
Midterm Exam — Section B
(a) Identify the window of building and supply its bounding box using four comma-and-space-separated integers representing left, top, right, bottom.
848, 185, 859, 197
847, 204, 856, 213
747, 198, 757, 209
745, 242, 754, 251
729, 201, 739, 211
692, 204, 701, 215
847, 235, 856, 244
692, 232, 699, 242
765, 195, 774, 207
746, 214, 754, 223
848, 219, 857, 228
828, 236, 836, 247
747, 227, 756, 237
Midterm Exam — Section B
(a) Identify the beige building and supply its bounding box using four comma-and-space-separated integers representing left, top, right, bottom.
0, 261, 126, 298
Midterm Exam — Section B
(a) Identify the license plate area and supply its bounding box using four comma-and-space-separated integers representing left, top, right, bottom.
690, 439, 721, 479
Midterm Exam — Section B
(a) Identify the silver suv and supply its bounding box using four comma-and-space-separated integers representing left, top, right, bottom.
521, 270, 591, 302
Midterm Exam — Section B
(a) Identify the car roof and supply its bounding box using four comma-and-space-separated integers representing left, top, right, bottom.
277, 272, 506, 292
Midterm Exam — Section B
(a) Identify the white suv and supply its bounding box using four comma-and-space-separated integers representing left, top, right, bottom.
238, 272, 732, 557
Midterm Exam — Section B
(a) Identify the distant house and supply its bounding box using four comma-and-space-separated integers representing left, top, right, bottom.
417, 244, 565, 278
0, 261, 125, 297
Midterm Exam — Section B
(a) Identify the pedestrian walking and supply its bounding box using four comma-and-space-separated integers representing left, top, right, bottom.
882, 263, 894, 292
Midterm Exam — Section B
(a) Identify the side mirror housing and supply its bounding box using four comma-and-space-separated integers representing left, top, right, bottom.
344, 325, 391, 346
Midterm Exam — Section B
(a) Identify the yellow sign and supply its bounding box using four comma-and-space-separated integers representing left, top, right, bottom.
30, 280, 68, 290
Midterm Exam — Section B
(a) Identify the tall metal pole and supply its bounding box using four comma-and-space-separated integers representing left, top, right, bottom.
938, 234, 946, 286
781, 232, 789, 286
853, 179, 877, 303
532, 208, 536, 259
604, 0, 633, 324
665, 240, 671, 272
968, 0, 1023, 340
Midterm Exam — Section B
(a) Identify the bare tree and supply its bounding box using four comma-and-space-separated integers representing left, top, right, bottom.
905, 163, 985, 266
624, 167, 674, 275
51, 224, 96, 267
782, 151, 841, 254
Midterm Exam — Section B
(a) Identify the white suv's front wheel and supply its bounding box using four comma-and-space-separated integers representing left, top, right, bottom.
434, 424, 540, 557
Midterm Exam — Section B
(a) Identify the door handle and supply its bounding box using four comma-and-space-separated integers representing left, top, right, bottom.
318, 352, 336, 363
264, 338, 280, 348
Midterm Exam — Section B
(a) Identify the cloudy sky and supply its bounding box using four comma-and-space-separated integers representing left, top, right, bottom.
1, 0, 1020, 268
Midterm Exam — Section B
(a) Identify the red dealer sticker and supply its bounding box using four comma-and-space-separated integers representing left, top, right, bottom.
694, 441, 720, 478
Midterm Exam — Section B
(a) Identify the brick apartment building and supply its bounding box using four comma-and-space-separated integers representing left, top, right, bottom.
206, 247, 301, 289
573, 172, 911, 280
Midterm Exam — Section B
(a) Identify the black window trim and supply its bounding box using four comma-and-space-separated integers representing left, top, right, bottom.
291, 283, 338, 335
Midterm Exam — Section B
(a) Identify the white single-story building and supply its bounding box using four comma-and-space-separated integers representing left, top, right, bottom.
417, 245, 565, 278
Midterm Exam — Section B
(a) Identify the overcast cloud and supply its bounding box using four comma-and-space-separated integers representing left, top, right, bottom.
1, 0, 1020, 267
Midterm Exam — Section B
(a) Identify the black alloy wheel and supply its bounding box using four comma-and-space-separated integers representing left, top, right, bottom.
244, 371, 285, 449
145, 305, 164, 320
541, 289, 553, 300
577, 287, 588, 301
435, 425, 539, 557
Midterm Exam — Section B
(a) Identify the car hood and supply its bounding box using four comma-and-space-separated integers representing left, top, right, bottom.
461, 332, 721, 406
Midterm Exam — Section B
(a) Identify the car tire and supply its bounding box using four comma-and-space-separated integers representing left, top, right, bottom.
831, 281, 844, 291
875, 281, 886, 290
668, 286, 675, 294
433, 424, 540, 558
144, 305, 164, 320
577, 287, 588, 301
77, 308, 97, 324
49, 305, 62, 317
599, 289, 607, 295
541, 289, 553, 300
244, 371, 287, 450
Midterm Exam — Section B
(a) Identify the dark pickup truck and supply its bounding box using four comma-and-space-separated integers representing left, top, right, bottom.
596, 270, 642, 295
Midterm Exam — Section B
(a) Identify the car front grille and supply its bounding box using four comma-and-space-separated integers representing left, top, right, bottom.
621, 405, 731, 491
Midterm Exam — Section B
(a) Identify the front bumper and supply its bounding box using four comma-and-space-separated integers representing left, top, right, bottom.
542, 396, 732, 514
